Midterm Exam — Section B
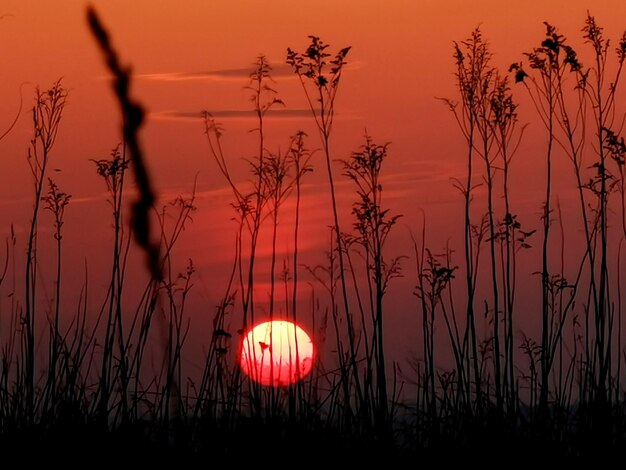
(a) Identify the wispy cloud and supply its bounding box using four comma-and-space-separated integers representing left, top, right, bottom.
151, 108, 318, 122
131, 60, 365, 83
134, 63, 294, 82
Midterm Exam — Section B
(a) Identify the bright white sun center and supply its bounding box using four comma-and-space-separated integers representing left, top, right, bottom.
239, 320, 314, 387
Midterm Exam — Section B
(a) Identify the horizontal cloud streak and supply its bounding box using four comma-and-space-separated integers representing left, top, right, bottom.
135, 63, 293, 82
132, 61, 364, 83
151, 108, 341, 121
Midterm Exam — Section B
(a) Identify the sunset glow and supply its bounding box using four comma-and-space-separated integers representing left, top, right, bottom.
1, 0, 626, 457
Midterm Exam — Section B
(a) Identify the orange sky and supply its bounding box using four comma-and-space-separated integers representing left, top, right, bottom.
1, 0, 625, 366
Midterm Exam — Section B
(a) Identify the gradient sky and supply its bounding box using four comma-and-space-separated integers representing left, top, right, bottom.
1, 0, 625, 370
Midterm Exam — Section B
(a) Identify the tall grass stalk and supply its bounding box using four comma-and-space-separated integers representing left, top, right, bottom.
343, 136, 402, 435
443, 30, 491, 410
24, 80, 67, 423
40, 179, 71, 421
287, 36, 367, 429
513, 18, 626, 433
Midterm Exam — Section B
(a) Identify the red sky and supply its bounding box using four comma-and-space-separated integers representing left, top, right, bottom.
1, 0, 625, 369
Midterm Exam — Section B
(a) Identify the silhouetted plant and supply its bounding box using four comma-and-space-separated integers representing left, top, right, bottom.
511, 22, 582, 416
201, 56, 319, 424
414, 244, 457, 422
342, 135, 402, 435
2, 6, 626, 459
486, 73, 530, 415
284, 131, 312, 420
91, 145, 130, 424
580, 16, 626, 414
442, 29, 490, 411
24, 79, 67, 423
202, 55, 274, 419
287, 35, 365, 428
513, 17, 626, 433
155, 193, 197, 424
40, 178, 71, 419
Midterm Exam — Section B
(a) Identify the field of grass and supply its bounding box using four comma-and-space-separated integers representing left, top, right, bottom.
1, 7, 625, 458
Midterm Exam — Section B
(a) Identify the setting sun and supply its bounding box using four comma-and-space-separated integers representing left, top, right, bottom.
239, 320, 314, 387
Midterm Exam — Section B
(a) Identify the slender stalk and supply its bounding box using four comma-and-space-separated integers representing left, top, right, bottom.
288, 39, 365, 419
24, 80, 67, 422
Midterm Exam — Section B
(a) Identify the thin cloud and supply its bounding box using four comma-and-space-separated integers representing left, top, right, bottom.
131, 60, 365, 83
152, 108, 321, 121
135, 63, 294, 82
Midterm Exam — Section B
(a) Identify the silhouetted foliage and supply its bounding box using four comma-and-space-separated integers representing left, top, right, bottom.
1, 7, 626, 459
